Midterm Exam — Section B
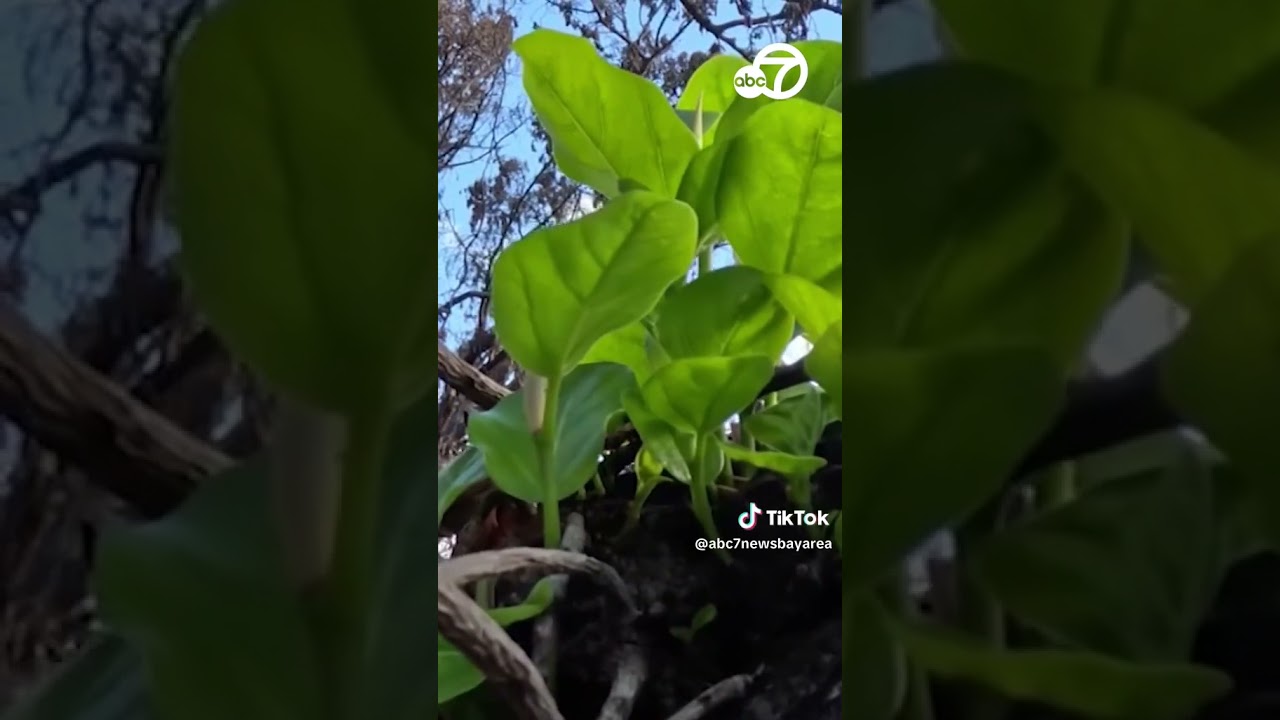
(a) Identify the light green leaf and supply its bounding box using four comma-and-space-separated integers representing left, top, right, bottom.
172, 0, 437, 415
95, 460, 325, 720
971, 447, 1222, 662
892, 620, 1230, 720
805, 322, 842, 416
622, 390, 693, 483
716, 101, 842, 287
581, 321, 655, 382
513, 29, 698, 197
674, 143, 729, 241
0, 635, 151, 720
1164, 236, 1280, 551
1042, 88, 1280, 303
842, 344, 1062, 589
655, 266, 793, 362
719, 440, 825, 477
844, 64, 1126, 365
491, 191, 697, 378
763, 273, 841, 340
636, 446, 666, 487
437, 446, 486, 523
676, 55, 750, 146
743, 385, 829, 458
638, 355, 776, 435
469, 363, 633, 503
714, 40, 843, 144
438, 578, 556, 704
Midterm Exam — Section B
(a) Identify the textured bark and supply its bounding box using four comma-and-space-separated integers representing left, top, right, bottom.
0, 302, 229, 518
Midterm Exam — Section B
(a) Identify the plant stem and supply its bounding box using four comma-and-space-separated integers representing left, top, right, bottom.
1040, 462, 1077, 509
698, 247, 713, 277
537, 373, 564, 549
591, 472, 607, 495
691, 434, 730, 561
954, 505, 1008, 720
325, 407, 392, 716
888, 571, 934, 720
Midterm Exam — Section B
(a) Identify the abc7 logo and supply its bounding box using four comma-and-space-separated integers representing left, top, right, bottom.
732, 43, 808, 101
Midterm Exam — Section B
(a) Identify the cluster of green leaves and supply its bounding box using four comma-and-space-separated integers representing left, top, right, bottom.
436, 29, 844, 700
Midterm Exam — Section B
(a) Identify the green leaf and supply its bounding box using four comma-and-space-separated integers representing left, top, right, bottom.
338, 0, 432, 146
636, 446, 666, 487
622, 390, 693, 482
638, 355, 776, 435
844, 64, 1126, 365
0, 635, 151, 720
437, 446, 487, 523
715, 101, 842, 288
743, 385, 828, 458
674, 144, 730, 240
676, 55, 750, 146
763, 273, 841, 340
714, 40, 843, 144
843, 344, 1063, 589
490, 191, 697, 378
171, 0, 436, 415
719, 440, 825, 477
970, 447, 1222, 662
892, 620, 1230, 720
95, 460, 325, 720
933, 0, 1115, 88
469, 363, 633, 503
1164, 236, 1280, 550
689, 603, 718, 633
655, 266, 793, 362
1110, 2, 1280, 111
438, 578, 557, 704
844, 595, 904, 720
513, 29, 698, 197
581, 321, 656, 382
1042, 88, 1280, 302
805, 322, 842, 416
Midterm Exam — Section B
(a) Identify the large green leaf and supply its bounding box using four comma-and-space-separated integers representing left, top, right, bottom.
171, 0, 436, 415
638, 355, 776, 435
763, 273, 841, 340
1042, 88, 1280, 302
581, 321, 655, 383
842, 344, 1063, 589
713, 40, 843, 144
718, 440, 825, 477
622, 388, 694, 482
844, 64, 1126, 365
715, 101, 842, 289
1164, 236, 1280, 551
933, 0, 1116, 88
490, 191, 697, 378
655, 266, 793, 362
95, 460, 325, 720
970, 447, 1222, 662
469, 363, 634, 503
338, 0, 432, 145
513, 29, 698, 197
893, 620, 1230, 719
0, 635, 151, 720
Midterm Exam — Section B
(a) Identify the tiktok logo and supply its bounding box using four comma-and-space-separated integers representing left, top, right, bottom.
738, 502, 762, 530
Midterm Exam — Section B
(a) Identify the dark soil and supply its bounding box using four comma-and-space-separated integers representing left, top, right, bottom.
464, 426, 846, 720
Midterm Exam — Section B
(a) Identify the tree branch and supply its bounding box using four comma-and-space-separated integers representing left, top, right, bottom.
0, 142, 163, 216
0, 301, 228, 518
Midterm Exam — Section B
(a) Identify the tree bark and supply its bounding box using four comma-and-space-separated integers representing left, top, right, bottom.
0, 302, 228, 518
